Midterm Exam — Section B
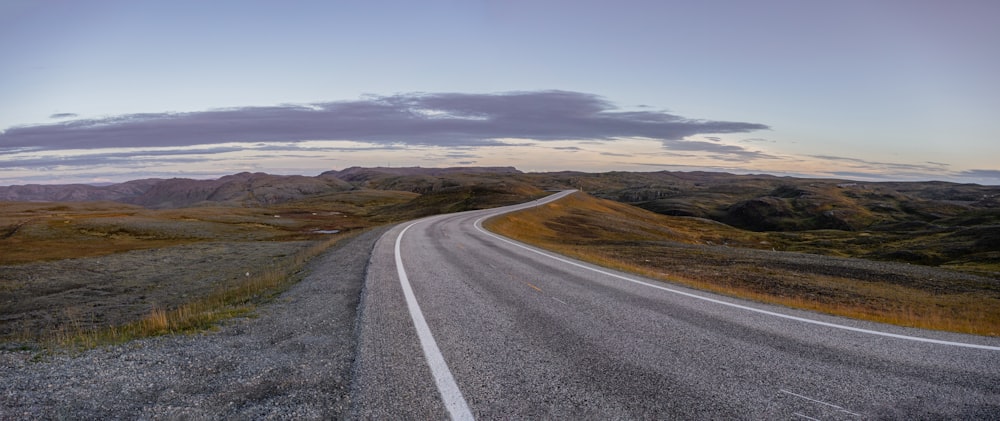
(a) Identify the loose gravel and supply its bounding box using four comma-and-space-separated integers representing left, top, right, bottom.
0, 226, 388, 419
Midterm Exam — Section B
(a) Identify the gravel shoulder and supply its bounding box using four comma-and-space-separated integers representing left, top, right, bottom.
0, 226, 389, 419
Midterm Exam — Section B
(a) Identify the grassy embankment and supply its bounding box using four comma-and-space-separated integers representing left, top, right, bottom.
0, 193, 407, 349
485, 192, 1000, 336
52, 232, 353, 349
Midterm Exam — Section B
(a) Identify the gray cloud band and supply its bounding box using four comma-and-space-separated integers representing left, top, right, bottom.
1, 91, 768, 155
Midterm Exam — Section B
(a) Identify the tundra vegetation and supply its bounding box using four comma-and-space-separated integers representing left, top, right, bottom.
486, 192, 1000, 336
1, 167, 997, 350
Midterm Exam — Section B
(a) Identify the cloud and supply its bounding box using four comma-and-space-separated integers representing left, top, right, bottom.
827, 171, 899, 180
808, 155, 948, 173
667, 139, 774, 159
1, 90, 769, 154
444, 152, 479, 159
1, 91, 776, 184
0, 142, 405, 174
807, 155, 1000, 183
956, 169, 1000, 184
0, 146, 246, 169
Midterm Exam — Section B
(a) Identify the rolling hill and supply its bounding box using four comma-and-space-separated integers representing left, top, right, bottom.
2, 167, 998, 275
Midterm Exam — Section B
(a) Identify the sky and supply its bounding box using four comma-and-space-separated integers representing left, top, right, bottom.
2, 0, 999, 186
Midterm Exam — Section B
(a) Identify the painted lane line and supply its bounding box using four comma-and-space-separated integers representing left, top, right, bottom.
395, 221, 475, 421
552, 297, 569, 306
524, 281, 544, 292
472, 196, 1000, 351
780, 389, 862, 417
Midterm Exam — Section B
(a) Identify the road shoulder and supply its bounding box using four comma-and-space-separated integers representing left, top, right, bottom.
0, 227, 388, 418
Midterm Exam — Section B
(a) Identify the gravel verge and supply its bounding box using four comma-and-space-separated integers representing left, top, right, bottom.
0, 226, 389, 419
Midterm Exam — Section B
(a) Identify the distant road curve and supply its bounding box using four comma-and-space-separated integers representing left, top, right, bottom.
351, 190, 1000, 419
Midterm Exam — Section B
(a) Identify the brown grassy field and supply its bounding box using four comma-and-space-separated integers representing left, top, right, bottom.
0, 190, 418, 348
515, 171, 1000, 277
0, 170, 545, 346
0, 190, 416, 265
4, 168, 998, 348
485, 192, 1000, 336
49, 233, 352, 349
0, 181, 545, 349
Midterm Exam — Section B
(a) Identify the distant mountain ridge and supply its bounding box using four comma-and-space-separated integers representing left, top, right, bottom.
0, 178, 162, 203
0, 167, 523, 208
322, 166, 521, 181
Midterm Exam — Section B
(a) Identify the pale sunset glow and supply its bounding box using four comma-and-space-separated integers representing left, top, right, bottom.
1, 0, 998, 185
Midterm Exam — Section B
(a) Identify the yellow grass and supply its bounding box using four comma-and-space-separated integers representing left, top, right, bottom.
486, 192, 1000, 336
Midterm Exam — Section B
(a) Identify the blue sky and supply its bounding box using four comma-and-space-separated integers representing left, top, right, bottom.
2, 0, 999, 185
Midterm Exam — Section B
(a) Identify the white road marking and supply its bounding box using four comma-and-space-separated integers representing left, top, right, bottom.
472, 192, 1000, 351
780, 389, 863, 417
552, 297, 569, 305
395, 221, 475, 421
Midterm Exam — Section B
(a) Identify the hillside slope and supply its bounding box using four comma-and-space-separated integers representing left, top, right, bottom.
486, 192, 1000, 335
3, 167, 998, 274
515, 171, 1000, 275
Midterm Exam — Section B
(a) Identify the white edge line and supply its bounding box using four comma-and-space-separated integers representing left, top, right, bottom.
780, 389, 863, 417
780, 389, 846, 409
473, 191, 1000, 351
395, 221, 475, 421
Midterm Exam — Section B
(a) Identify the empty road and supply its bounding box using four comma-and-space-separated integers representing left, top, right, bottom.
351, 191, 1000, 419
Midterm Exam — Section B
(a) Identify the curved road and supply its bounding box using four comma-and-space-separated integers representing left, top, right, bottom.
351, 191, 1000, 419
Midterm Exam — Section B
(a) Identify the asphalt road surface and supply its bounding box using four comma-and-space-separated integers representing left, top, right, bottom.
351, 191, 1000, 419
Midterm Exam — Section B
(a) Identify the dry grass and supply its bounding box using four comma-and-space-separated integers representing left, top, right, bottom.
50, 232, 354, 349
486, 192, 1000, 336
2, 192, 406, 350
1, 180, 535, 350
0, 198, 385, 265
